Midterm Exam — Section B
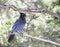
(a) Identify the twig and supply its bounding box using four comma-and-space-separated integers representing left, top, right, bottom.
26, 14, 34, 32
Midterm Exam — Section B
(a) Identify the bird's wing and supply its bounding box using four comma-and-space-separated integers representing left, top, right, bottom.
11, 20, 25, 34
16, 22, 25, 34
11, 20, 19, 33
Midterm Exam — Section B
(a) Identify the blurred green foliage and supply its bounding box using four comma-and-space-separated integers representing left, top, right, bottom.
0, 0, 60, 47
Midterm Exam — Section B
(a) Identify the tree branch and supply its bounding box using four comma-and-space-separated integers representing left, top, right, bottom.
0, 4, 60, 20
4, 31, 60, 46
23, 33, 60, 46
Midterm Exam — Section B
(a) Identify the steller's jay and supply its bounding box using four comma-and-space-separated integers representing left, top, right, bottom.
8, 12, 26, 42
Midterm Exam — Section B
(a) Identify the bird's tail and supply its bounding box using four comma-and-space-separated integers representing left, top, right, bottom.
8, 34, 15, 42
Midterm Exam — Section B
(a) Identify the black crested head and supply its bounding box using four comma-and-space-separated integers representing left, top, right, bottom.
20, 12, 26, 18
19, 12, 26, 21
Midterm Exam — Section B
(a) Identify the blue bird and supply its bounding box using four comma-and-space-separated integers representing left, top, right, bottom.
8, 12, 26, 42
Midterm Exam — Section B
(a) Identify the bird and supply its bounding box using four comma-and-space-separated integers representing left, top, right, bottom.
8, 12, 26, 42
